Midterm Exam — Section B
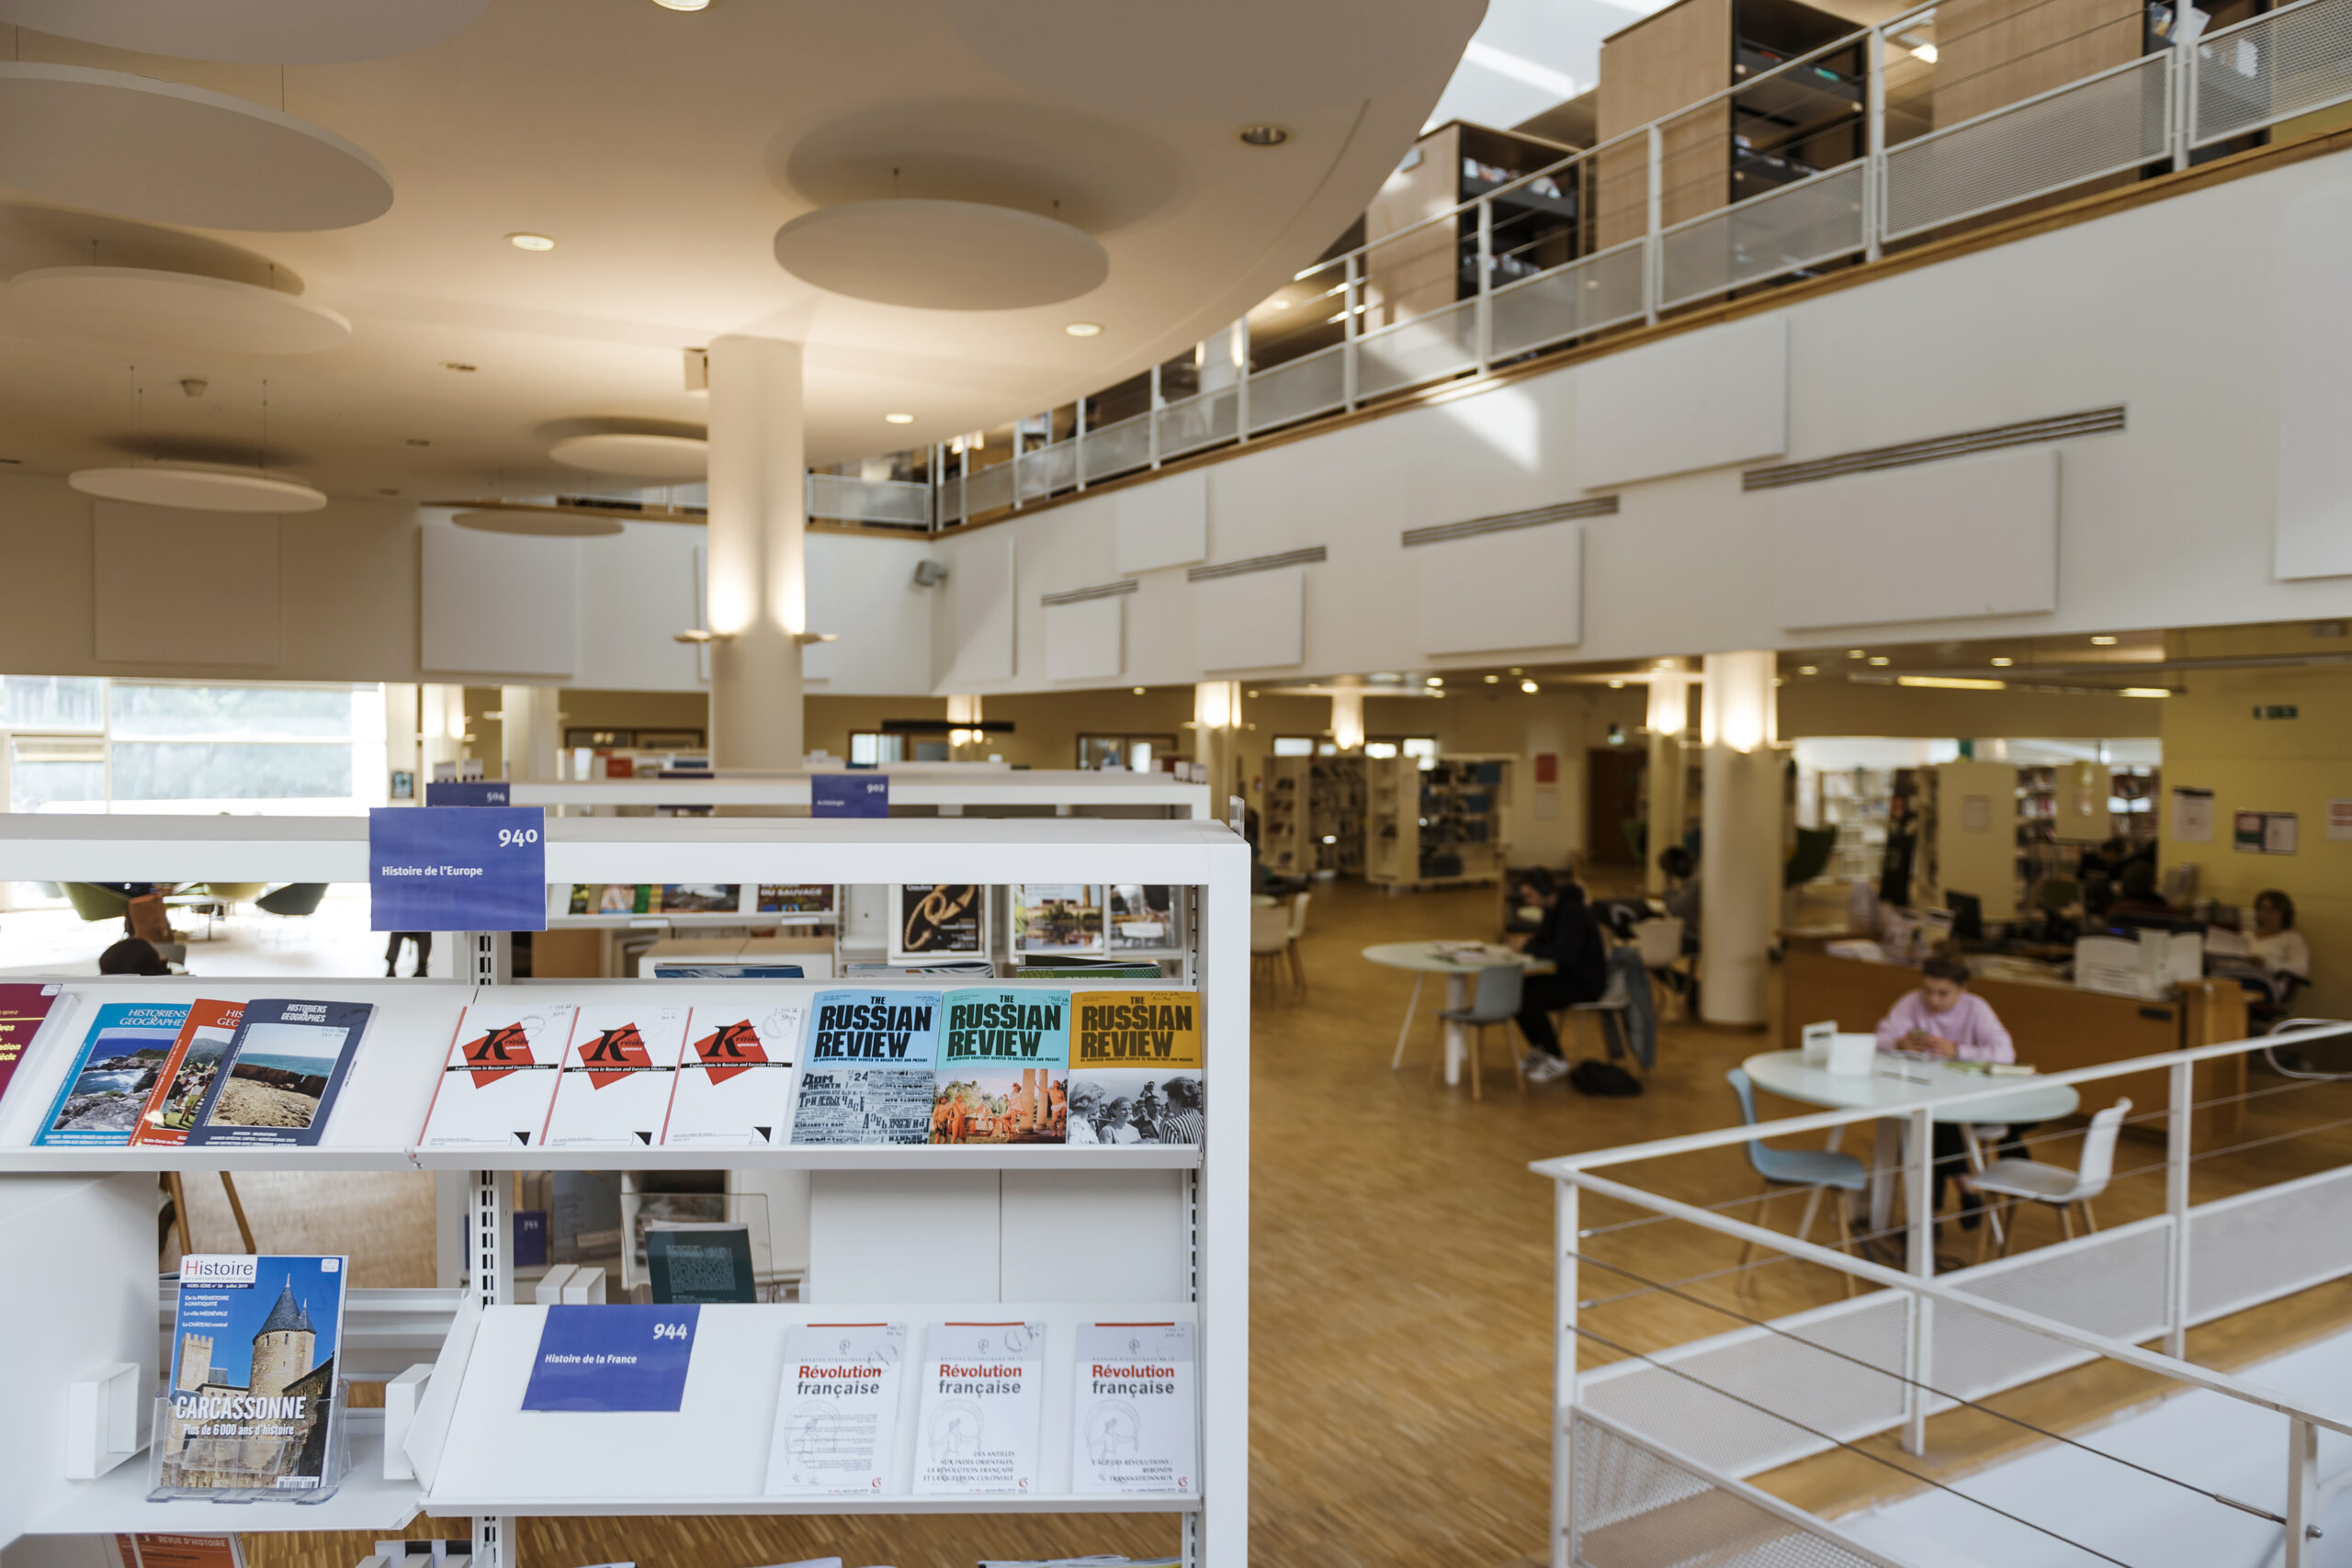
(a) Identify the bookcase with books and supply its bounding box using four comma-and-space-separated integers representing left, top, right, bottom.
1259, 756, 1314, 876
1366, 754, 1514, 891
1311, 755, 1367, 876
0, 814, 1249, 1568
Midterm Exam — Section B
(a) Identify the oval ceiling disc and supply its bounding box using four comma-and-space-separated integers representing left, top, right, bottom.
0, 0, 489, 64
0, 65, 393, 232
8, 267, 352, 354
946, 0, 1486, 120
548, 433, 709, 479
454, 509, 627, 538
70, 466, 328, 513
774, 199, 1107, 310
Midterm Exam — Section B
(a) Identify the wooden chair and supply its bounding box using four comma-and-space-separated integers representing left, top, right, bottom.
1438, 963, 1527, 1100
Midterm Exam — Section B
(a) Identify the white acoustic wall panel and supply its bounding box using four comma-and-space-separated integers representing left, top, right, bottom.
1419, 524, 1582, 654
93, 502, 279, 664
420, 519, 577, 677
1045, 594, 1124, 681
805, 531, 935, 694
1195, 567, 1304, 671
2276, 188, 2352, 579
1774, 447, 2059, 628
1577, 314, 1787, 487
949, 533, 1016, 682
570, 524, 702, 691
1114, 468, 1208, 574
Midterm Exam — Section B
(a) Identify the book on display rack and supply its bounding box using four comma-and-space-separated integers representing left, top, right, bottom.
184, 1001, 372, 1151
0, 983, 60, 1107
932, 987, 1069, 1145
36, 1000, 188, 1146
1069, 991, 1204, 1146
763, 1321, 908, 1495
913, 1321, 1047, 1496
416, 1003, 577, 1151
1071, 1320, 1197, 1495
541, 1004, 690, 1149
790, 990, 941, 1145
662, 1003, 803, 1147
155, 1254, 349, 1500
134, 1001, 246, 1148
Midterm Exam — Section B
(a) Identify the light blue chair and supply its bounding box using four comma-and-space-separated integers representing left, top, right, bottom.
1439, 963, 1526, 1099
1728, 1068, 1866, 1292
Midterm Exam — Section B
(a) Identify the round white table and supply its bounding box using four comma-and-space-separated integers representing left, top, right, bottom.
1742, 1042, 2081, 1237
1363, 941, 1549, 1086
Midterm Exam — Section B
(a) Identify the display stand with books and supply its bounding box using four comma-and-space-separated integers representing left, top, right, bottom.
1367, 753, 1514, 891
0, 814, 1248, 1568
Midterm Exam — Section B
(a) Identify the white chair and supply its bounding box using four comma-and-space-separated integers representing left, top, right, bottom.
1630, 916, 1688, 1017
1438, 963, 1527, 1100
1969, 1098, 2130, 1259
1283, 890, 1312, 997
1563, 958, 1634, 1066
1250, 903, 1294, 998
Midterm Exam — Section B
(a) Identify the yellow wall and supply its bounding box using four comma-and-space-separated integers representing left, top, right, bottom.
2161, 664, 2352, 1016
1779, 681, 2158, 739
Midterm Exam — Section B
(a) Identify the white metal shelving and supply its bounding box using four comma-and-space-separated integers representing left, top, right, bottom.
0, 814, 1250, 1568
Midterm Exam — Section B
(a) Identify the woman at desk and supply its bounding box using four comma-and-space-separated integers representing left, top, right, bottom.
1874, 953, 2017, 1228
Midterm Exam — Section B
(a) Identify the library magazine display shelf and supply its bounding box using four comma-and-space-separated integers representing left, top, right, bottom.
0, 813, 1249, 1568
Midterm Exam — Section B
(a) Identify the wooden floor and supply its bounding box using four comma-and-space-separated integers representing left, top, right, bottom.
184, 877, 2352, 1568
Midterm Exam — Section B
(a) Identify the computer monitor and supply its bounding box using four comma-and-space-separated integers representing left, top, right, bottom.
1945, 889, 1984, 942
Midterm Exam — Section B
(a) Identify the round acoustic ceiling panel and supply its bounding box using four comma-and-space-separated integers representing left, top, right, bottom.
7, 266, 352, 354
70, 465, 328, 512
0, 0, 489, 63
454, 508, 627, 538
0, 64, 393, 231
947, 0, 1485, 120
548, 433, 708, 479
774, 199, 1107, 310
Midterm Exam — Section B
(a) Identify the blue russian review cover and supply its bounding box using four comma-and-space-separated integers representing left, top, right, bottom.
158, 1253, 347, 1493
522, 1303, 699, 1412
36, 1001, 189, 1146
788, 989, 940, 1145
186, 999, 373, 1148
932, 988, 1070, 1145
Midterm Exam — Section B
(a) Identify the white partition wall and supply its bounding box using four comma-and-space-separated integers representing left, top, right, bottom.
0, 814, 1250, 1567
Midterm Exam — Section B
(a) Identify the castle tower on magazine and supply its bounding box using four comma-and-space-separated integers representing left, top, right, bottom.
249, 1276, 316, 1398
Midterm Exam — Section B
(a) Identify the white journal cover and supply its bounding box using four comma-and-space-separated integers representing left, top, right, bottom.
763, 1321, 907, 1496
539, 1003, 690, 1149
912, 1321, 1046, 1496
416, 1002, 576, 1149
662, 1002, 804, 1147
1071, 1321, 1197, 1495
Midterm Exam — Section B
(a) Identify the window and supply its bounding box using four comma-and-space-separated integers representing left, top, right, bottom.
1366, 735, 1441, 765
1271, 736, 1317, 757
0, 677, 103, 731
849, 731, 908, 765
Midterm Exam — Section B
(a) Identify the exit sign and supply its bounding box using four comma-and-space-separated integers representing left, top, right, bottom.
2253, 705, 2301, 720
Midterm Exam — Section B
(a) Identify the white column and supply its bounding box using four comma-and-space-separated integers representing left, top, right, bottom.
707, 333, 807, 770
947, 693, 984, 761
1699, 651, 1781, 1027
1194, 682, 1242, 807
499, 685, 560, 783
1645, 671, 1690, 895
1329, 690, 1364, 751
420, 684, 467, 781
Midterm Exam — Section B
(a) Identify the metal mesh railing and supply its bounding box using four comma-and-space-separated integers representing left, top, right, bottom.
2194, 0, 2352, 144
1244, 342, 1346, 431
806, 471, 931, 527
1883, 51, 2171, 239
1158, 386, 1238, 458
1571, 1411, 1899, 1568
1355, 297, 1480, 400
1079, 412, 1151, 484
2190, 1162, 2352, 1321
1658, 163, 1868, 310
1489, 240, 1648, 359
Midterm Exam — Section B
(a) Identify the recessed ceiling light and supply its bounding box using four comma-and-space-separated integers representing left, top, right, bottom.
1899, 675, 2007, 691
2120, 687, 2173, 698
1797, 664, 1818, 675
506, 232, 556, 252
2090, 635, 2118, 646
1847, 649, 1866, 659
1990, 657, 2013, 667
650, 0, 711, 10
1238, 125, 1291, 147
1483, 674, 1498, 683
1508, 667, 1521, 675
1132, 686, 1146, 695
1247, 690, 1259, 698
1608, 679, 1625, 689
1064, 321, 1102, 338
1424, 676, 1442, 687
1868, 656, 1891, 666
1521, 680, 1539, 694
441, 361, 477, 373
885, 412, 915, 424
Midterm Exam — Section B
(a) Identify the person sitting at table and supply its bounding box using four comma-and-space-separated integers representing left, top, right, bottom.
2244, 888, 2312, 1014
1514, 868, 1610, 1085
1873, 952, 2017, 1228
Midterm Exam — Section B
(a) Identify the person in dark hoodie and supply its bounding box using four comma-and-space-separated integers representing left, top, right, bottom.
1513, 868, 1610, 1084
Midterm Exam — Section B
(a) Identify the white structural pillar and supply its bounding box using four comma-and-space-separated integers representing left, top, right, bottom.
1194, 682, 1243, 806
1645, 670, 1690, 895
499, 685, 560, 783
1699, 651, 1781, 1027
707, 333, 807, 770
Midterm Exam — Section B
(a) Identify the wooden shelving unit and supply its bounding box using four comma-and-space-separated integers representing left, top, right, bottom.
1367, 754, 1514, 892
1311, 755, 1366, 876
1363, 120, 1584, 330
1261, 754, 1314, 876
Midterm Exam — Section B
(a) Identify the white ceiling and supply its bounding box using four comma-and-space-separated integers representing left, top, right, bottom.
0, 0, 1479, 495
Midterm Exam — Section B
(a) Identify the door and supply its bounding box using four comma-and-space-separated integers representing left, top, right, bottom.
1585, 748, 1647, 866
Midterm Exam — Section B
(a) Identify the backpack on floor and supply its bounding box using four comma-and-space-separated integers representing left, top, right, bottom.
1568, 1059, 1643, 1097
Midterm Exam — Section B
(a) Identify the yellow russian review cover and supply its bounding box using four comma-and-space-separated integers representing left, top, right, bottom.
1068, 990, 1202, 1146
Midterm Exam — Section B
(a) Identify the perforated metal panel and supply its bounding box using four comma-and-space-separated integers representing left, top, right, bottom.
959, 457, 1014, 515
1245, 344, 1346, 432
2195, 0, 2352, 144
935, 471, 964, 525
1578, 1293, 1907, 1478
1658, 164, 1866, 310
2190, 1165, 2352, 1322
1080, 412, 1151, 483
1934, 1219, 2169, 1404
1572, 1413, 1898, 1568
1356, 298, 1479, 400
1489, 241, 1649, 359
806, 471, 931, 526
1883, 55, 2170, 240
1158, 388, 1238, 458
1015, 440, 1076, 502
